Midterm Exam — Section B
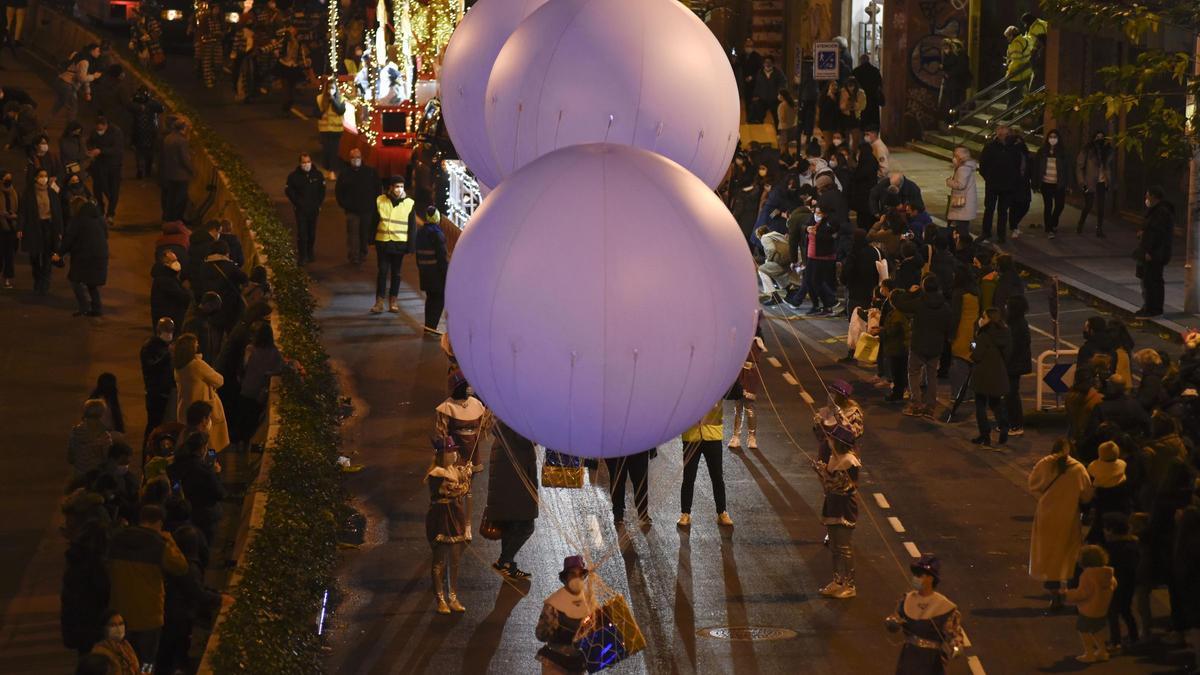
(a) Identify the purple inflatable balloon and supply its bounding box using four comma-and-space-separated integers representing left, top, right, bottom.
445, 144, 757, 459
484, 0, 740, 189
440, 0, 549, 189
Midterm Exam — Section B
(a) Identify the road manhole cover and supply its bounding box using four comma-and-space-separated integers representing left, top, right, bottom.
699, 626, 798, 641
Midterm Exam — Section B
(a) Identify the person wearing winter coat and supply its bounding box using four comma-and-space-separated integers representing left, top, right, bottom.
948, 267, 980, 402
87, 116, 125, 220
879, 280, 912, 402
839, 230, 880, 321
335, 147, 380, 265
1133, 348, 1171, 412
944, 146, 978, 235
1005, 296, 1033, 435
1086, 376, 1151, 443
1171, 500, 1200, 660
1066, 545, 1117, 663
155, 525, 219, 675
1031, 129, 1072, 237
969, 308, 1012, 445
1075, 131, 1114, 236
1135, 186, 1174, 317
0, 169, 17, 288
890, 276, 955, 418
172, 333, 231, 453
414, 206, 449, 334
57, 197, 108, 316
1029, 439, 1095, 610
167, 432, 225, 544
141, 318, 177, 445
978, 126, 1024, 242
285, 153, 327, 264
193, 239, 248, 336
749, 56, 786, 124
850, 141, 880, 228
150, 251, 189, 330
154, 220, 190, 268
105, 504, 188, 668
68, 399, 113, 479
160, 119, 193, 222
1086, 441, 1134, 545
1101, 513, 1141, 646
185, 220, 221, 294
60, 521, 110, 654
19, 168, 63, 294
89, 610, 140, 675
487, 420, 538, 579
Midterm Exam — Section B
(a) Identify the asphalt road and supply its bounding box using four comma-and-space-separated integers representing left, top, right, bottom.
133, 47, 1191, 675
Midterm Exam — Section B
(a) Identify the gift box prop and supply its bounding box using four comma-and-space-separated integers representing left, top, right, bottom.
574, 594, 646, 673
541, 450, 585, 488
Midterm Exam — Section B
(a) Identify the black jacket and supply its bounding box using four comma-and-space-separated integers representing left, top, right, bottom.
140, 335, 175, 396
971, 322, 1012, 396
486, 423, 539, 522
414, 221, 448, 293
1008, 317, 1033, 376
59, 201, 109, 286
87, 126, 125, 171
1031, 144, 1073, 192
868, 176, 924, 217
979, 137, 1026, 193
1138, 200, 1174, 266
186, 230, 218, 290
285, 166, 326, 213
335, 163, 381, 215
18, 183, 63, 253
193, 254, 247, 331
891, 287, 954, 359
168, 452, 225, 513
150, 262, 190, 329
840, 244, 881, 309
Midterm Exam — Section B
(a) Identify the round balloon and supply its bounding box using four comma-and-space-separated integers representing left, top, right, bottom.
445, 143, 757, 459
440, 0, 549, 189
484, 0, 740, 189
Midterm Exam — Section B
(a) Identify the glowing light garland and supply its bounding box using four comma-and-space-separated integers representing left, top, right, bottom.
411, 0, 460, 76
443, 159, 482, 229
326, 0, 340, 76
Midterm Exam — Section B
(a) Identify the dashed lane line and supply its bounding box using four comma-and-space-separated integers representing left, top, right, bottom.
902, 542, 921, 558
782, 372, 799, 386
967, 655, 987, 675
766, 356, 782, 368
887, 517, 905, 533
873, 493, 891, 509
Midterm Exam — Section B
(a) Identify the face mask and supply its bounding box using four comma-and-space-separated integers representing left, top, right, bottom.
168, 260, 181, 272
106, 624, 125, 641
97, 128, 107, 136
566, 578, 584, 594
829, 160, 838, 168
37, 143, 48, 153
1145, 199, 1152, 209
910, 576, 925, 591
1048, 137, 1058, 146
395, 189, 406, 200
833, 138, 843, 147
350, 158, 362, 167
36, 176, 48, 186
301, 162, 312, 171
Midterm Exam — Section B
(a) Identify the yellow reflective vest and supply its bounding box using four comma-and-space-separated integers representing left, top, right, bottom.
375, 195, 414, 243
317, 91, 344, 133
682, 403, 724, 442
1005, 35, 1033, 81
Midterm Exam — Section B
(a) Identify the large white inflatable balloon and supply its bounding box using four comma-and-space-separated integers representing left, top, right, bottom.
440, 0, 549, 189
445, 144, 756, 459
484, 0, 740, 189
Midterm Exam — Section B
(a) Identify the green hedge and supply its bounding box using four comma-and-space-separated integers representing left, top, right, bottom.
112, 40, 344, 675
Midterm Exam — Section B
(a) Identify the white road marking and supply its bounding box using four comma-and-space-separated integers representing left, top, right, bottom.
1028, 323, 1078, 351
888, 517, 905, 533
766, 356, 782, 368
967, 655, 987, 675
873, 493, 891, 509
903, 542, 921, 558
782, 372, 799, 386
799, 390, 814, 405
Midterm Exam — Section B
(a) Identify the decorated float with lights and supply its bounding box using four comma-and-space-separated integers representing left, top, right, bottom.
329, 0, 482, 227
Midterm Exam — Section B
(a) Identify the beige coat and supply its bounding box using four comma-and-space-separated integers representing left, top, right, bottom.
175, 356, 230, 451
1028, 454, 1094, 581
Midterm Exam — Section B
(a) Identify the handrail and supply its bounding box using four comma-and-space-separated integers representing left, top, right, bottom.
949, 75, 1013, 120
956, 85, 1046, 147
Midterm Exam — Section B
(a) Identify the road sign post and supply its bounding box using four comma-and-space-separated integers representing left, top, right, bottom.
813, 42, 839, 81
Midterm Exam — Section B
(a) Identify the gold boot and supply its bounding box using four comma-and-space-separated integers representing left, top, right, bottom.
370, 297, 385, 314
448, 592, 465, 613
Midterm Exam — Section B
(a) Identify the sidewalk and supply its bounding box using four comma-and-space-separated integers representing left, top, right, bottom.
893, 148, 1193, 339
0, 52, 167, 672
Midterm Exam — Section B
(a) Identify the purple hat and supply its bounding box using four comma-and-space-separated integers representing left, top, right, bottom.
827, 379, 853, 397
910, 554, 941, 581
558, 555, 589, 583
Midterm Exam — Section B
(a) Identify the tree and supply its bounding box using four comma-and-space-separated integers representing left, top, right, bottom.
1038, 0, 1200, 311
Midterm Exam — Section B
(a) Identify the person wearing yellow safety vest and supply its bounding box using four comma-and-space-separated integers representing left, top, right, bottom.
1021, 13, 1049, 88
316, 79, 346, 180
1003, 26, 1034, 104
678, 401, 732, 528
371, 177, 415, 314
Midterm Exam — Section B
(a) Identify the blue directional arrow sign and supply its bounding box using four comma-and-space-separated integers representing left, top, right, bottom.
1043, 362, 1075, 394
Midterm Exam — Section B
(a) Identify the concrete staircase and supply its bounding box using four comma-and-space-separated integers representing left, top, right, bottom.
909, 91, 1043, 162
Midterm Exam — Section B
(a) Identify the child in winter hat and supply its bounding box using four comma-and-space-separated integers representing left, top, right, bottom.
1087, 441, 1126, 488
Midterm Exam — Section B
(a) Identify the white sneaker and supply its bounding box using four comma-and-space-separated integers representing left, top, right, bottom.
747, 434, 758, 450
1011, 228, 1021, 239
818, 580, 843, 596
716, 512, 733, 526
728, 436, 741, 449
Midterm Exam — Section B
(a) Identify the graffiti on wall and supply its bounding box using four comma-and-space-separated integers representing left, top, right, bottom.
904, 0, 966, 132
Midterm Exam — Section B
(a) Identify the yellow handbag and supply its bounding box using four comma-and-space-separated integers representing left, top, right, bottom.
853, 333, 880, 365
